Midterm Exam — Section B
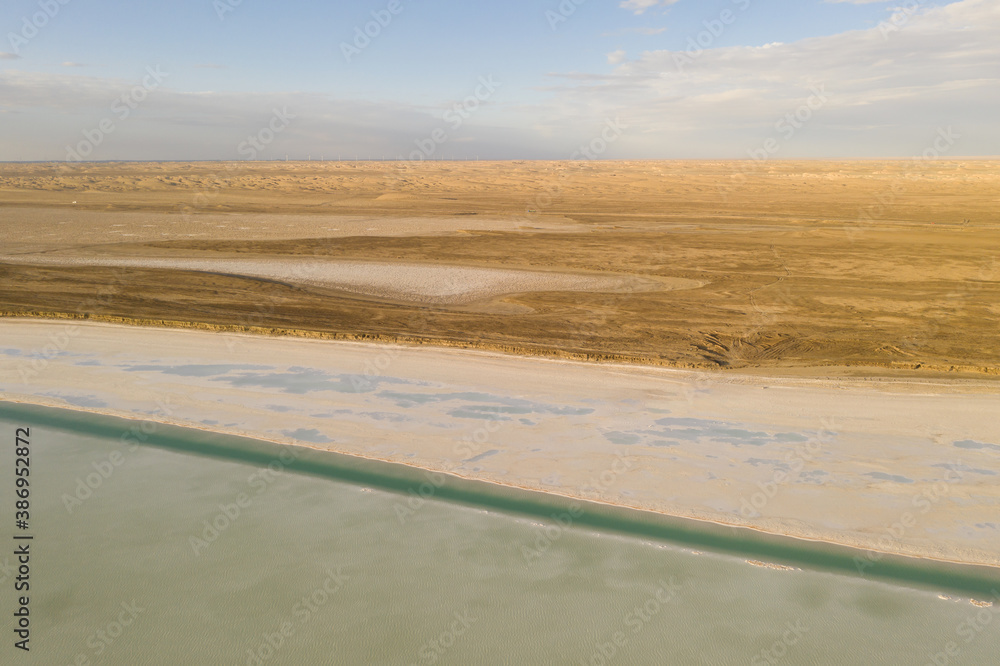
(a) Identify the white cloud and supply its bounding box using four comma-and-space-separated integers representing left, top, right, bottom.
0, 52, 21, 60
534, 0, 1000, 156
1, 0, 996, 160
607, 49, 627, 64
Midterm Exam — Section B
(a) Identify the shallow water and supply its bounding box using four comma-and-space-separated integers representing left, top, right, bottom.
1, 408, 998, 665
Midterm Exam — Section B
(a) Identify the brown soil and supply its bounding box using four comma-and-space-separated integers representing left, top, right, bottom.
1, 160, 998, 379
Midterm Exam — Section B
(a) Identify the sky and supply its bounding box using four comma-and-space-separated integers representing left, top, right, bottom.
0, 0, 997, 161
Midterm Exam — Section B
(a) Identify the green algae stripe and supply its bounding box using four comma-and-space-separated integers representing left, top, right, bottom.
3, 400, 998, 598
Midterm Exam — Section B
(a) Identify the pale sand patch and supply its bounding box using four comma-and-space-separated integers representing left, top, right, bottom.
1, 320, 998, 566
3, 255, 691, 304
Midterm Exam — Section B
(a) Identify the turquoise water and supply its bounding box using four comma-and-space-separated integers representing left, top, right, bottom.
0, 404, 998, 665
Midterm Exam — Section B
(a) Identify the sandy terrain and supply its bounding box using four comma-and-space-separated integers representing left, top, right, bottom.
0, 207, 589, 255
1, 160, 998, 376
1, 255, 687, 305
2, 320, 998, 567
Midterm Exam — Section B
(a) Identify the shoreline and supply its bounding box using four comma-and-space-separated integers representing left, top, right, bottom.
3, 398, 999, 597
3, 318, 998, 570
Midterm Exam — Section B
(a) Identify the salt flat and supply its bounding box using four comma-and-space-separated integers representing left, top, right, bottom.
2, 320, 998, 567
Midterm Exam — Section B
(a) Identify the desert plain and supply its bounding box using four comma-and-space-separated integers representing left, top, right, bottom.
1, 159, 998, 379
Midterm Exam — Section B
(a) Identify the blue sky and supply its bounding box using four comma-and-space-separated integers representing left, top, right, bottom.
1, 0, 997, 160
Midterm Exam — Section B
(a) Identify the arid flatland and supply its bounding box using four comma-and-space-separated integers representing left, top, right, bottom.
1, 160, 998, 378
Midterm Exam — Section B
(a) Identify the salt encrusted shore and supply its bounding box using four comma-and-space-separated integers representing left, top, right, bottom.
1, 319, 998, 567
